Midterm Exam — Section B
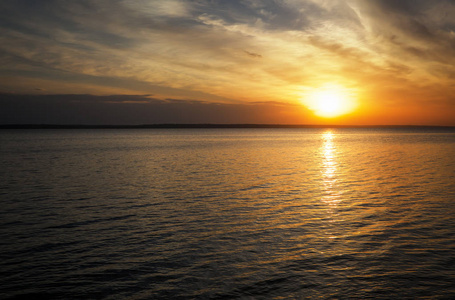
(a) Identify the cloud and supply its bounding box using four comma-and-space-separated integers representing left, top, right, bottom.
0, 93, 311, 125
0, 0, 454, 125
244, 50, 262, 58
350, 0, 455, 63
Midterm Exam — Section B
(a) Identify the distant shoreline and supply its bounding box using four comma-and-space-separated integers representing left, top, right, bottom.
1, 124, 455, 130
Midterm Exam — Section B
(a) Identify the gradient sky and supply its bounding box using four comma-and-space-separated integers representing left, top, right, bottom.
1, 0, 455, 125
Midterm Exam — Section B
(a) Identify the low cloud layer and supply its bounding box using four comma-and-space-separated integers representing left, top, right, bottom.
0, 93, 310, 125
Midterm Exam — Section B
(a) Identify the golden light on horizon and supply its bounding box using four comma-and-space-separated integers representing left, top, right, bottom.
1, 1, 455, 126
304, 85, 357, 118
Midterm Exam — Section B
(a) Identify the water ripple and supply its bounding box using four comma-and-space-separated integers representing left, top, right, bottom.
1, 129, 454, 299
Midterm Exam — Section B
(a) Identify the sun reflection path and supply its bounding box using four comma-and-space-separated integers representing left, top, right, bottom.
321, 130, 341, 205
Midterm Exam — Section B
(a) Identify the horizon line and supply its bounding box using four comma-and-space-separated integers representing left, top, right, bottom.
1, 124, 455, 129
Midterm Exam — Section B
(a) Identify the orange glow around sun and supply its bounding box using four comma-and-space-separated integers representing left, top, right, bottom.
303, 84, 357, 118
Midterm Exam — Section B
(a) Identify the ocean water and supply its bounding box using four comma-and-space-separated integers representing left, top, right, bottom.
0, 128, 454, 299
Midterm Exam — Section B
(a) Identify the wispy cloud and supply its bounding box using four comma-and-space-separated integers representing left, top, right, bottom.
0, 0, 454, 124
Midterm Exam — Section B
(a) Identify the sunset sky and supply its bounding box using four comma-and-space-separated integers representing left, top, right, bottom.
1, 0, 455, 125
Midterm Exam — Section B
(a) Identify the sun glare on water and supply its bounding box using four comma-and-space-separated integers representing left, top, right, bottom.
304, 85, 356, 118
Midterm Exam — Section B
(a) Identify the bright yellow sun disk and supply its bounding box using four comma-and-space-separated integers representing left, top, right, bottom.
305, 85, 356, 118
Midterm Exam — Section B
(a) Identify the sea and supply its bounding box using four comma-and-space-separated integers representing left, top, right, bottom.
1, 128, 454, 299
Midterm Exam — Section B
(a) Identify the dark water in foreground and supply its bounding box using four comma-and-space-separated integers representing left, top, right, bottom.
1, 128, 454, 299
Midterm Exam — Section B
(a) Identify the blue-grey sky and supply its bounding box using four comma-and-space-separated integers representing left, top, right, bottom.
1, 0, 455, 124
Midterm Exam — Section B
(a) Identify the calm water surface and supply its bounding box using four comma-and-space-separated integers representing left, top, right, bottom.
1, 128, 454, 299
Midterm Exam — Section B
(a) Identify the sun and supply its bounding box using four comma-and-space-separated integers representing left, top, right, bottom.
313, 90, 345, 118
304, 85, 356, 118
